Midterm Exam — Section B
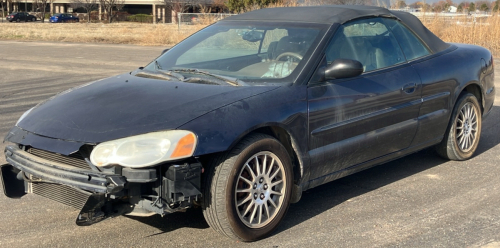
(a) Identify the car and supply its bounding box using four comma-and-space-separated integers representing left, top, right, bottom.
1, 5, 495, 242
6, 12, 37, 22
49, 13, 80, 23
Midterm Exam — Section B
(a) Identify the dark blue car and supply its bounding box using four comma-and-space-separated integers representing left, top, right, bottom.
49, 13, 79, 23
7, 12, 37, 22
1, 5, 495, 242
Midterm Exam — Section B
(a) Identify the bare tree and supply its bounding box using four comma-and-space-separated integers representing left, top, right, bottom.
161, 0, 193, 23
198, 2, 211, 13
212, 0, 228, 13
70, 0, 97, 22
1, 0, 5, 21
99, 0, 124, 23
33, 0, 52, 22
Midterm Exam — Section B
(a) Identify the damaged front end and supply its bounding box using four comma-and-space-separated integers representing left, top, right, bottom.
1, 131, 203, 226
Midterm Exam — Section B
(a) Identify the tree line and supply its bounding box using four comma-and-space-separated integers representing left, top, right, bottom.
393, 0, 500, 13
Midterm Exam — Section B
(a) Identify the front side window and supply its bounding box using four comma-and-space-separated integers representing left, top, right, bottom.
326, 18, 406, 72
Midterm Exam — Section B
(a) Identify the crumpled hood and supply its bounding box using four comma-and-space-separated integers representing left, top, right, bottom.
16, 73, 279, 143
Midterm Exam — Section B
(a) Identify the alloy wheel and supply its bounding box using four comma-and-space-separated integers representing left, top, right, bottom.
455, 102, 478, 152
235, 151, 286, 228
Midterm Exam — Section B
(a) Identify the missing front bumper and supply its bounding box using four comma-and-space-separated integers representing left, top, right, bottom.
4, 145, 125, 194
2, 145, 204, 226
1, 162, 131, 226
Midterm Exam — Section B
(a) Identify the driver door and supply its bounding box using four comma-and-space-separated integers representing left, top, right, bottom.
307, 17, 422, 180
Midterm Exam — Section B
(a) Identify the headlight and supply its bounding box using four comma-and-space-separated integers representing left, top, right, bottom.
16, 107, 34, 126
90, 130, 197, 168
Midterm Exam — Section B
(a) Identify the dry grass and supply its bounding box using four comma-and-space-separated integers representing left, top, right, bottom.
0, 22, 203, 46
423, 15, 500, 55
1, 13, 500, 56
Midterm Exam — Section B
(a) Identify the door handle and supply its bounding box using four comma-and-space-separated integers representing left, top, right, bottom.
402, 83, 417, 94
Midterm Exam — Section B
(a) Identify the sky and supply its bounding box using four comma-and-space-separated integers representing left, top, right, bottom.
402, 0, 492, 4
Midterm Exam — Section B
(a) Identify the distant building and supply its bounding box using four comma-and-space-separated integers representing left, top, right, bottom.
3, 0, 217, 23
448, 6, 457, 13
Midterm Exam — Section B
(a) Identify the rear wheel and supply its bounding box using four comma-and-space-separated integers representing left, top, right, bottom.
16, 18, 20, 22
436, 92, 482, 160
31, 17, 36, 22
202, 133, 293, 241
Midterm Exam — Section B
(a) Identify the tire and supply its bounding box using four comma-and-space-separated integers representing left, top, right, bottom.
436, 92, 482, 160
16, 18, 20, 22
32, 17, 36, 22
202, 133, 293, 241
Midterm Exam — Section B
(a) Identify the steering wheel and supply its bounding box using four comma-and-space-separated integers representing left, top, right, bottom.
276, 52, 303, 61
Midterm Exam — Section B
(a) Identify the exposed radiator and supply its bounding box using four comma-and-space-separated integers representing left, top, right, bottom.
31, 182, 91, 209
28, 148, 89, 170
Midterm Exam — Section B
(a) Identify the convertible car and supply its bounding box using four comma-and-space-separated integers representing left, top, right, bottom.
1, 5, 495, 241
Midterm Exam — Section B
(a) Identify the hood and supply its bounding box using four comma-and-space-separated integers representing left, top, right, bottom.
17, 73, 279, 143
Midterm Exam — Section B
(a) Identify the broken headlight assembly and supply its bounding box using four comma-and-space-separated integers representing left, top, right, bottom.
90, 130, 197, 168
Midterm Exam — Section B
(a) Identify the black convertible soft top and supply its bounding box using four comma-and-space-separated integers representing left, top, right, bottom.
223, 5, 449, 53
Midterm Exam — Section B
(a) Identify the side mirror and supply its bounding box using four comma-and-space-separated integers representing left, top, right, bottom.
324, 59, 364, 80
161, 48, 169, 54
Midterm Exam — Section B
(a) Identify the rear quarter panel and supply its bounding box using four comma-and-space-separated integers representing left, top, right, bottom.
410, 44, 493, 146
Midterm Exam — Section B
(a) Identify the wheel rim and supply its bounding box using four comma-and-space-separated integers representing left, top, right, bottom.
456, 102, 478, 152
235, 151, 286, 228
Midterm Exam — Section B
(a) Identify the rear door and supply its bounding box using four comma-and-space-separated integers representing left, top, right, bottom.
307, 17, 422, 180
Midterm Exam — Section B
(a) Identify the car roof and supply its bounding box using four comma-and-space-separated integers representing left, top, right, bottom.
223, 5, 394, 25
223, 5, 450, 54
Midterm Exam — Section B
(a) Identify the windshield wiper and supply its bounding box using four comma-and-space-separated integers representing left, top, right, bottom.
156, 69, 185, 81
135, 71, 181, 81
155, 60, 162, 70
170, 68, 247, 86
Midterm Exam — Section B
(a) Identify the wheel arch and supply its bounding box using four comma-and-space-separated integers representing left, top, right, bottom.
249, 126, 303, 185
197, 124, 306, 204
221, 124, 304, 186
460, 82, 484, 114
197, 123, 304, 183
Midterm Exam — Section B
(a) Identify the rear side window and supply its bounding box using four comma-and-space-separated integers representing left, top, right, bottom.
383, 19, 430, 61
326, 17, 406, 72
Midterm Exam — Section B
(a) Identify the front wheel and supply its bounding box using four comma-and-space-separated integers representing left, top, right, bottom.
31, 17, 36, 22
436, 92, 482, 160
202, 134, 293, 241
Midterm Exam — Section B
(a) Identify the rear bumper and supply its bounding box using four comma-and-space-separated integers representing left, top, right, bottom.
3, 145, 125, 194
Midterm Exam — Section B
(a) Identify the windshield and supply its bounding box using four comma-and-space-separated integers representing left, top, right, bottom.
143, 21, 328, 85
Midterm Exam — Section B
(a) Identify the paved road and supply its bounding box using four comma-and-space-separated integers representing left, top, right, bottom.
0, 40, 500, 247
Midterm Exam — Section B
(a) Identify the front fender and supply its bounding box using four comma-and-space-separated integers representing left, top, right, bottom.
178, 85, 310, 181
